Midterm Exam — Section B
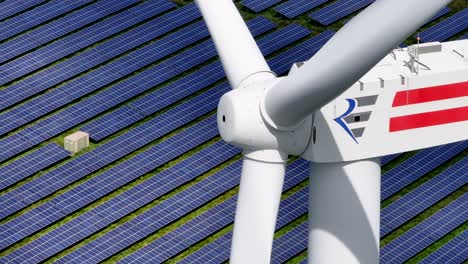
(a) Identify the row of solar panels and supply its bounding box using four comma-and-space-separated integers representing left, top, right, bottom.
0, 13, 277, 217
242, 0, 467, 41
0, 23, 337, 253
122, 156, 468, 264
0, 143, 69, 191
0, 0, 466, 262
0, 0, 175, 109
2, 0, 462, 140
1, 137, 465, 262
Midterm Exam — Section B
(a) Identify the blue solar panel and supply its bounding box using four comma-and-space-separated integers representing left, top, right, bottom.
119, 160, 309, 263
419, 230, 468, 264
55, 151, 243, 263
0, 0, 175, 87
0, 0, 92, 41
381, 153, 400, 166
341, 8, 449, 28
0, 17, 276, 163
82, 23, 311, 140
0, 0, 140, 64
2, 84, 229, 241
0, 0, 48, 21
0, 19, 209, 135
0, 0, 178, 112
420, 8, 468, 42
381, 157, 467, 236
275, 0, 331, 19
429, 7, 452, 23
0, 84, 228, 221
272, 222, 308, 263
309, 0, 374, 26
0, 139, 240, 262
380, 194, 467, 263
0, 143, 69, 191
242, 0, 282, 13
382, 141, 467, 200
0, 0, 94, 42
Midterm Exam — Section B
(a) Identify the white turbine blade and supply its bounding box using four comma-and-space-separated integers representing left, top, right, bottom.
230, 155, 286, 263
264, 0, 452, 128
196, 0, 272, 89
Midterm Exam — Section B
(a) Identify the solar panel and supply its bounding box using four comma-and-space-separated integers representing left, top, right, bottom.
419, 8, 468, 42
381, 154, 400, 166
419, 230, 468, 264
0, 0, 178, 112
275, 0, 331, 19
0, 0, 139, 64
82, 23, 311, 141
0, 114, 227, 249
241, 0, 282, 13
380, 194, 467, 263
381, 158, 467, 236
0, 0, 94, 42
429, 7, 452, 23
0, 3, 190, 113
0, 17, 276, 163
0, 84, 228, 220
119, 160, 309, 263
0, 0, 175, 87
123, 198, 238, 264
55, 151, 243, 263
0, 15, 276, 224
309, 0, 374, 26
382, 141, 467, 200
0, 139, 241, 262
0, 0, 48, 21
0, 143, 69, 191
0, 18, 210, 135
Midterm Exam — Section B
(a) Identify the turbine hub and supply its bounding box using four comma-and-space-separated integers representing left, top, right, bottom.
217, 78, 312, 156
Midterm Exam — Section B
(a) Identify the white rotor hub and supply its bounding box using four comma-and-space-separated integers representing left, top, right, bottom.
217, 77, 312, 156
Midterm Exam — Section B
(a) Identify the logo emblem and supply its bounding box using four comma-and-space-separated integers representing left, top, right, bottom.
334, 99, 359, 144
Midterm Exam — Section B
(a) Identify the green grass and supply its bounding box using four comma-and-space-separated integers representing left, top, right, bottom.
0, 0, 466, 263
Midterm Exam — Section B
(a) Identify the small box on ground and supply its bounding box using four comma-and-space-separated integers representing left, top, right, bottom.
64, 131, 89, 154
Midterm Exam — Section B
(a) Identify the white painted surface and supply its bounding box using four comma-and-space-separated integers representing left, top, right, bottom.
305, 40, 468, 163
64, 131, 89, 154
195, 0, 274, 89
230, 150, 287, 264
308, 159, 381, 264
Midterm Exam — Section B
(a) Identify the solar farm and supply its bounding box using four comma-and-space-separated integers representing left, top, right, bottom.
0, 0, 467, 263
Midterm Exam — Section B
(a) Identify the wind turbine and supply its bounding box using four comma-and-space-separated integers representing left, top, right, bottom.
195, 0, 467, 263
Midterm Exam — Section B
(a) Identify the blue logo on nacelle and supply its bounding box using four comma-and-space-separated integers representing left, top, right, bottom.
334, 99, 359, 144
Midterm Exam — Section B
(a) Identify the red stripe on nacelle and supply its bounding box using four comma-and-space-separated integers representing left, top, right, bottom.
389, 106, 468, 132
392, 81, 468, 107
